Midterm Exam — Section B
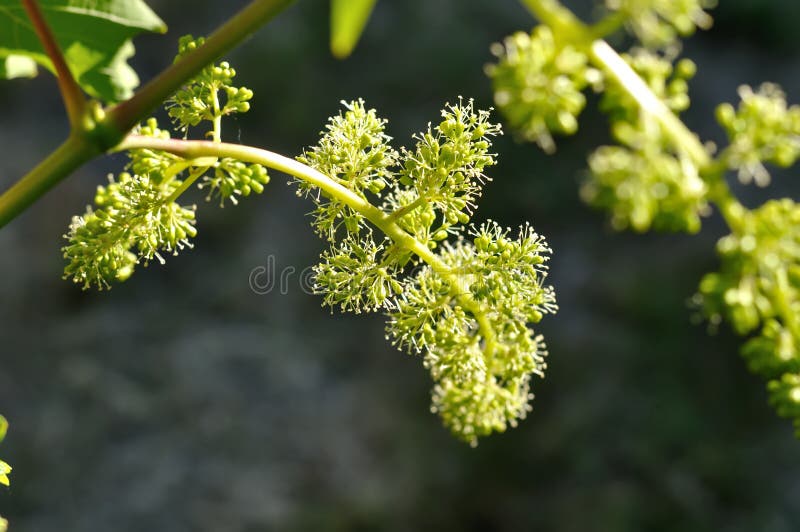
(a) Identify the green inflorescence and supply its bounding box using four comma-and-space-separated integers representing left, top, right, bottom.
605, 0, 716, 48
296, 99, 399, 242
300, 99, 557, 445
699, 199, 800, 435
583, 49, 708, 233
167, 35, 254, 134
486, 25, 598, 153
63, 170, 198, 289
716, 83, 800, 186
487, 0, 800, 436
63, 36, 268, 290
63, 36, 558, 445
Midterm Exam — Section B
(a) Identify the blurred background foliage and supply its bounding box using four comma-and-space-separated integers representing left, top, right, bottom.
1, 0, 799, 530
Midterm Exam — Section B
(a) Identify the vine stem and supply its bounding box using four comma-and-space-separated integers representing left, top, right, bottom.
0, 134, 99, 227
21, 0, 87, 128
116, 134, 499, 358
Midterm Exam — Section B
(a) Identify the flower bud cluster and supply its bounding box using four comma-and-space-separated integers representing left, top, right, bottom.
314, 231, 403, 313
168, 35, 254, 132
63, 172, 197, 289
299, 101, 557, 444
486, 25, 597, 153
297, 99, 399, 241
398, 99, 502, 233
64, 39, 267, 289
584, 51, 708, 233
716, 83, 800, 186
606, 0, 716, 48
698, 199, 800, 435
201, 159, 270, 206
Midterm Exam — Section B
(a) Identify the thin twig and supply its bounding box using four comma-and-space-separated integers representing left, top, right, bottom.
21, 0, 86, 128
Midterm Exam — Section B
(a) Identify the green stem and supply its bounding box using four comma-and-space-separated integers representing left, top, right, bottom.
589, 40, 709, 165
166, 164, 212, 204
387, 195, 428, 222
118, 136, 445, 264
519, 0, 589, 40
21, 0, 87, 128
116, 134, 499, 358
589, 40, 747, 230
587, 11, 627, 39
211, 85, 223, 142
0, 134, 99, 228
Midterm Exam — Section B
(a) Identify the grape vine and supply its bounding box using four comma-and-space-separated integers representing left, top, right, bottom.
57, 38, 558, 446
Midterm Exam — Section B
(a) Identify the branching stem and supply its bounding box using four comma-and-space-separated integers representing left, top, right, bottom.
116, 134, 498, 355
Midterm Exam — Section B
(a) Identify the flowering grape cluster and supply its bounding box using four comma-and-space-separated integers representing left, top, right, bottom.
63, 171, 198, 288
583, 50, 708, 233
487, 0, 800, 436
300, 100, 557, 445
296, 100, 398, 242
167, 35, 254, 133
486, 25, 598, 153
716, 83, 800, 186
699, 200, 800, 434
605, 0, 715, 48
63, 37, 268, 289
62, 36, 559, 444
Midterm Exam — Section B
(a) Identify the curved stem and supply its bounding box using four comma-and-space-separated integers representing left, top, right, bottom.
117, 135, 436, 260
116, 134, 499, 356
21, 0, 87, 128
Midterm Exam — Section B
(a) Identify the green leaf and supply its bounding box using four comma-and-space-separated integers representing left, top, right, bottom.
0, 0, 167, 101
330, 0, 377, 59
0, 415, 6, 442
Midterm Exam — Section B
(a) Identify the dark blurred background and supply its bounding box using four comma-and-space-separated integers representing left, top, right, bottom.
1, 0, 800, 530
